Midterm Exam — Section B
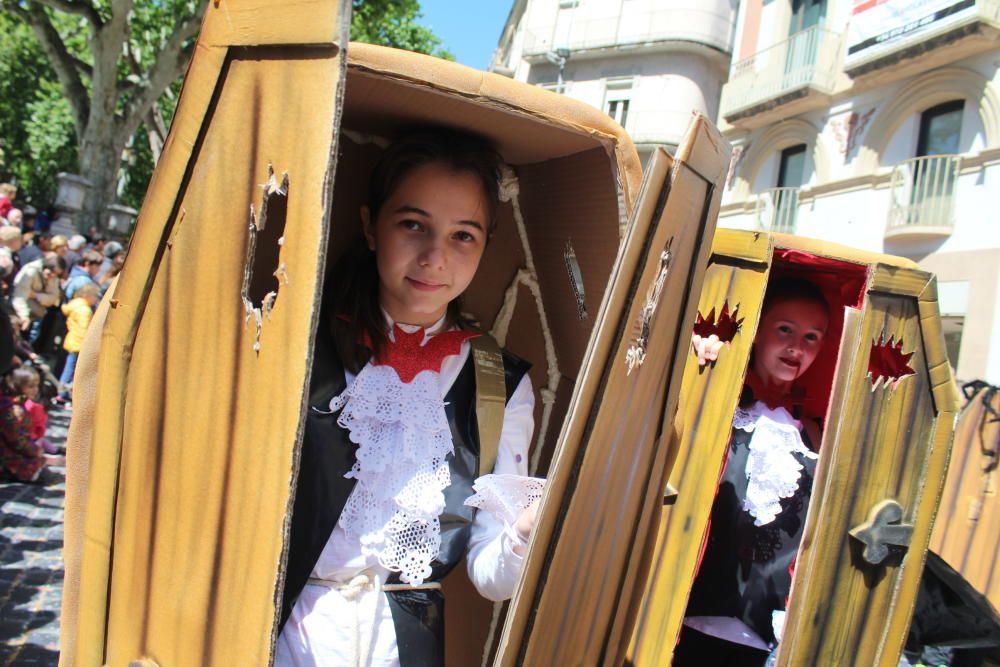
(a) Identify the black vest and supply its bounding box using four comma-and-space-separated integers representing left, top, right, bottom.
683, 391, 818, 648
280, 333, 530, 666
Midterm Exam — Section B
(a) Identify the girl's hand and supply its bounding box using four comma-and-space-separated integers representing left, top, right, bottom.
514, 500, 539, 543
692, 333, 723, 366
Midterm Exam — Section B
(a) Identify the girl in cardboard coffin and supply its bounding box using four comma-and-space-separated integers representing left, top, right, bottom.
276, 128, 543, 667
683, 278, 829, 666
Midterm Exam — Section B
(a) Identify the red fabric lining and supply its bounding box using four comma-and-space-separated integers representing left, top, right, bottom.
693, 303, 743, 342
768, 249, 868, 423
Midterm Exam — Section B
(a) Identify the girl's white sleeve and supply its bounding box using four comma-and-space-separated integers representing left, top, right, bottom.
466, 372, 535, 602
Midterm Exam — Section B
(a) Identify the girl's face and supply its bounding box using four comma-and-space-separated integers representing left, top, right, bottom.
362, 161, 490, 328
22, 377, 39, 400
752, 296, 828, 390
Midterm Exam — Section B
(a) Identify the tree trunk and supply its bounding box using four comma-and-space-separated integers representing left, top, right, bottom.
77, 125, 125, 235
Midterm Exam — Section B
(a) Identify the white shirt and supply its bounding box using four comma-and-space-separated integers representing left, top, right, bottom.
275, 325, 535, 667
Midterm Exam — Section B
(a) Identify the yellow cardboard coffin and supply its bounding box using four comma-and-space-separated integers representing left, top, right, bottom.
929, 383, 1000, 609
628, 230, 960, 666
62, 2, 732, 665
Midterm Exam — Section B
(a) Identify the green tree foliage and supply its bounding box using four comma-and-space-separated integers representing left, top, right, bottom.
0, 12, 77, 206
0, 0, 451, 224
352, 0, 454, 60
0, 0, 206, 230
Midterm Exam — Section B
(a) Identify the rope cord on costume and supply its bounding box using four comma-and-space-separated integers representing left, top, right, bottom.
309, 572, 381, 667
477, 167, 561, 667
962, 380, 1000, 473
305, 573, 442, 666
495, 165, 560, 477
341, 129, 390, 149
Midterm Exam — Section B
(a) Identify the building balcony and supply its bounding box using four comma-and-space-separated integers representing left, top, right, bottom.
720, 26, 842, 129
522, 7, 733, 62
755, 187, 800, 234
845, 0, 1000, 81
624, 109, 697, 147
885, 155, 961, 242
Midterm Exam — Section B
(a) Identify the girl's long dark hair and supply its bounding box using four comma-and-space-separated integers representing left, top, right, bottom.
324, 127, 503, 374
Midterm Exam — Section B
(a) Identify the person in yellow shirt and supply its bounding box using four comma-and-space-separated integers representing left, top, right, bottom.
57, 282, 100, 403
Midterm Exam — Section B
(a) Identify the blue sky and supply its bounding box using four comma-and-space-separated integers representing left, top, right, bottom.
418, 0, 513, 70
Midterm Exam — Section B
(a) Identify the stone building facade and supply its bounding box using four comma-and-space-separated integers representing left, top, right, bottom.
489, 0, 738, 162
716, 0, 1000, 383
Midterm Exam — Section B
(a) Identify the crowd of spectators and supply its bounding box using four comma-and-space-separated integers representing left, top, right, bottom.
0, 182, 127, 484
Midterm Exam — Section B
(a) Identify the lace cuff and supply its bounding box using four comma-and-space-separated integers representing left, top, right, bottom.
465, 473, 545, 526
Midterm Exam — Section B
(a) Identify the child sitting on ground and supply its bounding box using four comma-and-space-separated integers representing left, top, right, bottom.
58, 282, 100, 403
10, 366, 58, 455
682, 278, 830, 666
0, 367, 48, 483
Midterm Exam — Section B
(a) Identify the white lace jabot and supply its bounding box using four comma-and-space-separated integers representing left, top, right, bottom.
330, 320, 456, 585
732, 401, 817, 527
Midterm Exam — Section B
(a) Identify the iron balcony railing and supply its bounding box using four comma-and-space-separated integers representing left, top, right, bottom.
887, 155, 962, 232
755, 187, 800, 234
720, 25, 842, 118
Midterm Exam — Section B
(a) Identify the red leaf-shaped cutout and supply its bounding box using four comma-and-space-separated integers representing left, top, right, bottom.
693, 302, 743, 342
868, 334, 915, 389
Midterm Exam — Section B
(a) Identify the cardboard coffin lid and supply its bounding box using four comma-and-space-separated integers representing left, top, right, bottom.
496, 116, 731, 665
72, 32, 354, 667
929, 384, 1000, 610
628, 229, 960, 666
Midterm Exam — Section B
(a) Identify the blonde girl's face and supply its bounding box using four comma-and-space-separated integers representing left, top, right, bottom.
362, 161, 490, 328
752, 297, 828, 389
23, 377, 39, 400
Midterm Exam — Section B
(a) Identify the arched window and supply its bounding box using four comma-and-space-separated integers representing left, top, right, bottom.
777, 144, 807, 187
917, 100, 964, 157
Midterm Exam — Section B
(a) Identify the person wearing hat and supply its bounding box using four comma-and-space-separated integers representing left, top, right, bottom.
64, 234, 87, 272
96, 240, 123, 282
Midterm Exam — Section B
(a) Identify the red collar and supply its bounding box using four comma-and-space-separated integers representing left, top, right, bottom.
370, 324, 480, 383
745, 371, 809, 416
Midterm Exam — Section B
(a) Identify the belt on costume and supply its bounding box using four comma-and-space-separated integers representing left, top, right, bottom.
302, 571, 442, 665
306, 574, 442, 593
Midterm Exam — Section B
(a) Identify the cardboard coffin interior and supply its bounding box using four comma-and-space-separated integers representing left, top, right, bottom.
311, 66, 631, 662
764, 250, 869, 423
323, 67, 627, 474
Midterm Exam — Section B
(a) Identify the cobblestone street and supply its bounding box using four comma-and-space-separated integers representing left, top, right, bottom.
0, 405, 70, 666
